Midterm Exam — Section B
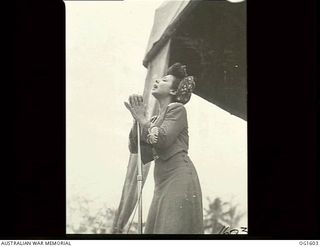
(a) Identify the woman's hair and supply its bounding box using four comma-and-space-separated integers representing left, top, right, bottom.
166, 62, 196, 104
166, 62, 188, 90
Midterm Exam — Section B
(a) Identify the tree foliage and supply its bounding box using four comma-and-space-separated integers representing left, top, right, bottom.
67, 195, 245, 234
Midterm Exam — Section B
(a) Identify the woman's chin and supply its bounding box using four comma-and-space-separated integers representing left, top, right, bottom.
151, 91, 159, 98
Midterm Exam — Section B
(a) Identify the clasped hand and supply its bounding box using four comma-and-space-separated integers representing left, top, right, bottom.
124, 94, 148, 125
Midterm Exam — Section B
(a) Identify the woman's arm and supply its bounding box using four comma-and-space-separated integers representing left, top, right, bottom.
128, 119, 138, 153
146, 103, 187, 149
128, 118, 153, 153
128, 119, 154, 164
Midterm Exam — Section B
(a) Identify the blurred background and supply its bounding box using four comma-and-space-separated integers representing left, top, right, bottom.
66, 0, 247, 234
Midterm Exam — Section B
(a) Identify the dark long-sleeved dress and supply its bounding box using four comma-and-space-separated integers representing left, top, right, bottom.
129, 102, 204, 234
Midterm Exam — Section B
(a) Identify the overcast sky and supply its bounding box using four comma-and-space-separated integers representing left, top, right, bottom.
66, 0, 247, 229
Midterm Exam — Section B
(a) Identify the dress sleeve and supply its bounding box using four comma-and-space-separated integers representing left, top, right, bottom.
147, 103, 187, 149
128, 117, 155, 153
128, 120, 138, 153
128, 120, 154, 164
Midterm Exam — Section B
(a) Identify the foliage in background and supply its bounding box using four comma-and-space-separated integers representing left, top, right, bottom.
67, 195, 115, 234
203, 197, 246, 234
67, 195, 245, 234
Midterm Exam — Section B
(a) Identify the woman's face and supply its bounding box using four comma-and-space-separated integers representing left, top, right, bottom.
151, 75, 176, 99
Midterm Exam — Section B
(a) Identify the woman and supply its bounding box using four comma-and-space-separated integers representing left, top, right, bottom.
124, 63, 204, 234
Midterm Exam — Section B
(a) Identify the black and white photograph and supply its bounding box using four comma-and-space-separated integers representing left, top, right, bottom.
12, 0, 318, 243
66, 0, 247, 235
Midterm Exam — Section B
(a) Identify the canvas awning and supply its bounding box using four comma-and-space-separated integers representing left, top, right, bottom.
143, 0, 247, 120
143, 0, 195, 67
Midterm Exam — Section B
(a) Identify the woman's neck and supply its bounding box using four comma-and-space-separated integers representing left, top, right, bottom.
158, 97, 172, 114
